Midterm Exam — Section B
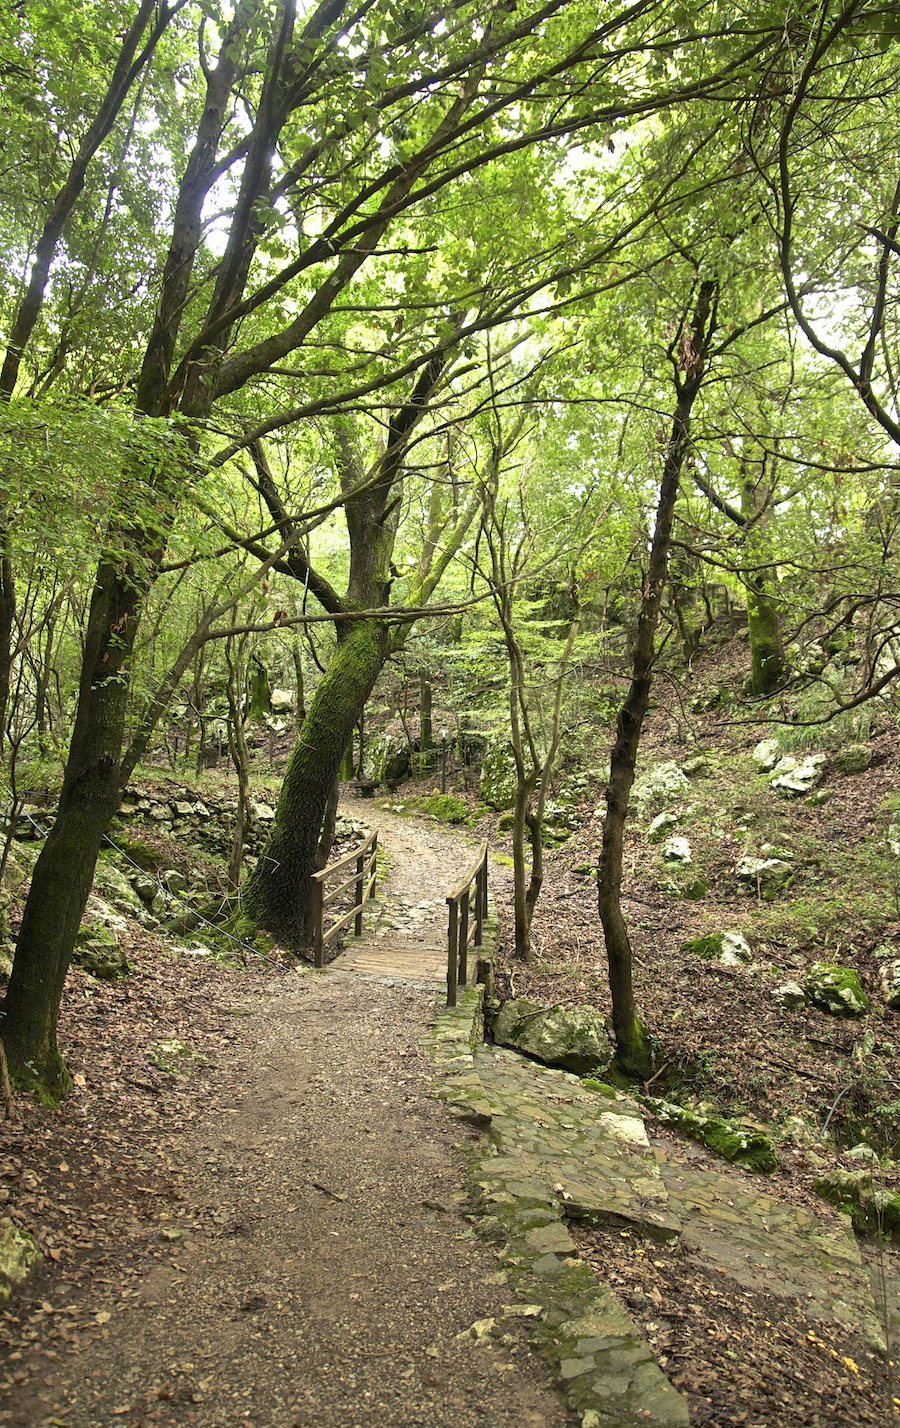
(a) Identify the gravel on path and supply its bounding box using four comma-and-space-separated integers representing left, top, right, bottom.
5, 812, 570, 1428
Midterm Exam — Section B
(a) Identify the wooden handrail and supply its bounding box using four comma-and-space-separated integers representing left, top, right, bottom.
446, 839, 488, 1007
310, 830, 378, 968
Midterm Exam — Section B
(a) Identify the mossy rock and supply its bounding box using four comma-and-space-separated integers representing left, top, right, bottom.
149, 1038, 205, 1074
631, 761, 691, 809
814, 1168, 900, 1239
73, 922, 131, 980
679, 874, 709, 899
0, 1220, 40, 1305
646, 811, 680, 844
681, 931, 751, 965
835, 744, 872, 776
111, 836, 164, 871
644, 1097, 779, 1173
479, 740, 518, 811
497, 812, 515, 833
804, 963, 869, 1018
735, 856, 793, 899
493, 998, 612, 1076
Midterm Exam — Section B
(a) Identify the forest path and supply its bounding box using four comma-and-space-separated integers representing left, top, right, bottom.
8, 810, 572, 1428
328, 802, 498, 986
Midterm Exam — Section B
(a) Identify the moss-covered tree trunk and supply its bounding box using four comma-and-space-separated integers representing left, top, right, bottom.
741, 483, 788, 695
1, 558, 142, 1089
0, 17, 246, 1089
598, 280, 717, 1081
241, 618, 389, 946
746, 579, 788, 694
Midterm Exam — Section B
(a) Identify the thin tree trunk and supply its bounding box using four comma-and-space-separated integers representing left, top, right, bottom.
598, 280, 717, 1080
225, 637, 251, 890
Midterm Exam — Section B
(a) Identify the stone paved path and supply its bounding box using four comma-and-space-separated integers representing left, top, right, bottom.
431, 995, 890, 1425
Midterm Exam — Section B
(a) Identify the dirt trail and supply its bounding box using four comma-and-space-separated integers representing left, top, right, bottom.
6, 811, 568, 1428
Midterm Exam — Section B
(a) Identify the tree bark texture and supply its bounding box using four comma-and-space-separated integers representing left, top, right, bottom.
2, 557, 143, 1086
240, 618, 389, 948
598, 280, 717, 1080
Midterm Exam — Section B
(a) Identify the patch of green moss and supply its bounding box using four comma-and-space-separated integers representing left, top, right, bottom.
644, 1097, 780, 1173
390, 793, 473, 824
681, 875, 709, 899
581, 1079, 619, 1098
680, 935, 722, 960
814, 1169, 900, 1240
111, 836, 164, 871
230, 914, 276, 957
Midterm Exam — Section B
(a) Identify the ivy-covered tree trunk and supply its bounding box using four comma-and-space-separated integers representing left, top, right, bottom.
598, 280, 717, 1081
241, 618, 389, 946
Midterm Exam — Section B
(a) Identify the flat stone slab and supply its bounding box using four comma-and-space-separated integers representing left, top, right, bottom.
475, 1047, 680, 1239
656, 1147, 886, 1350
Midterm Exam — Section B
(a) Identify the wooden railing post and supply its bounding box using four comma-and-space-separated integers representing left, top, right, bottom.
446, 897, 459, 1007
475, 857, 487, 947
354, 849, 365, 937
312, 878, 324, 968
458, 886, 470, 990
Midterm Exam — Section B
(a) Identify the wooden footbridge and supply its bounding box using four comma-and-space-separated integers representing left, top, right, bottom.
312, 814, 489, 1001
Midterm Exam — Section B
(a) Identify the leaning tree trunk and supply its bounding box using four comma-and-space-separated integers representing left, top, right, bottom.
240, 617, 389, 949
598, 280, 717, 1081
1, 558, 142, 1089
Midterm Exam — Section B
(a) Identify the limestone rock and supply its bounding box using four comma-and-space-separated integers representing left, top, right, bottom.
478, 740, 518, 811
269, 687, 295, 712
493, 998, 612, 1076
73, 922, 132, 980
781, 1114, 818, 1146
804, 963, 869, 1018
681, 931, 752, 966
880, 960, 900, 1010
681, 752, 711, 778
93, 856, 149, 918
130, 872, 158, 905
752, 738, 781, 772
835, 744, 872, 775
735, 856, 793, 898
161, 868, 186, 895
846, 1143, 880, 1164
541, 798, 581, 845
769, 752, 827, 797
631, 762, 690, 810
0, 1220, 40, 1305
662, 836, 692, 864
646, 812, 679, 844
774, 981, 806, 1010
815, 1168, 900, 1239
